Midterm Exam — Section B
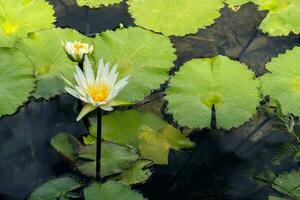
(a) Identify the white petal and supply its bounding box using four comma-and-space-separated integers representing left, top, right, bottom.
75, 66, 88, 91
96, 58, 104, 84
100, 105, 113, 111
83, 56, 95, 85
65, 87, 80, 99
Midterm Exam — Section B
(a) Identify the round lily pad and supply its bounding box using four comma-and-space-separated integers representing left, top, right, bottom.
0, 0, 55, 47
76, 0, 122, 8
0, 48, 35, 117
127, 0, 224, 36
165, 56, 260, 129
226, 0, 300, 36
261, 47, 300, 116
93, 27, 176, 102
16, 28, 90, 99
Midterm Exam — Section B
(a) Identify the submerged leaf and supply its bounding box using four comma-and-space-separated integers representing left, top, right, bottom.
28, 177, 81, 200
138, 125, 194, 164
0, 0, 56, 47
16, 28, 90, 99
51, 133, 81, 161
166, 56, 260, 129
128, 0, 224, 36
78, 141, 139, 177
84, 181, 146, 200
94, 27, 176, 102
118, 160, 153, 185
76, 0, 122, 8
261, 47, 300, 116
86, 110, 167, 147
0, 49, 35, 117
272, 170, 300, 199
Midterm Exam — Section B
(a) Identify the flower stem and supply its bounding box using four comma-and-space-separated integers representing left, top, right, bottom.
96, 108, 102, 181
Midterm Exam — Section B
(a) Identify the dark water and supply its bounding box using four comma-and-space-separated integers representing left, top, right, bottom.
0, 1, 300, 200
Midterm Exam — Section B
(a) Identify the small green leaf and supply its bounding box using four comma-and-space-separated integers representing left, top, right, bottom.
166, 56, 260, 129
76, 0, 122, 8
0, 48, 35, 117
138, 125, 194, 164
118, 160, 153, 185
94, 27, 176, 102
78, 141, 139, 177
84, 181, 146, 200
28, 177, 81, 200
51, 133, 81, 161
261, 47, 300, 116
77, 104, 97, 121
87, 110, 167, 147
128, 0, 224, 36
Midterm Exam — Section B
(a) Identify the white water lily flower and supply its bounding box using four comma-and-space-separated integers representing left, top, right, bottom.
63, 40, 94, 62
63, 56, 130, 120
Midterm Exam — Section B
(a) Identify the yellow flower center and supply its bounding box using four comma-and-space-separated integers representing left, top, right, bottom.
88, 84, 110, 102
73, 43, 85, 54
3, 21, 18, 35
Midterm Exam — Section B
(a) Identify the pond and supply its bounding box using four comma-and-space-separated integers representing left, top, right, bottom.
0, 0, 300, 200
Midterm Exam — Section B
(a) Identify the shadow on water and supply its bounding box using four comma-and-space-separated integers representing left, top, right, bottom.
0, 96, 86, 200
0, 0, 300, 199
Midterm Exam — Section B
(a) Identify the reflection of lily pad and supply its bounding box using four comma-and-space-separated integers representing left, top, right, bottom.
226, 0, 300, 36
0, 0, 55, 47
78, 141, 139, 177
86, 110, 167, 148
0, 49, 35, 117
94, 27, 176, 102
261, 47, 300, 116
28, 177, 81, 200
16, 28, 89, 99
76, 0, 122, 8
128, 0, 224, 36
138, 125, 194, 164
84, 181, 146, 200
166, 56, 260, 129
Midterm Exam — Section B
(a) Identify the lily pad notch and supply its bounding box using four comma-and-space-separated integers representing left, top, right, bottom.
166, 56, 261, 130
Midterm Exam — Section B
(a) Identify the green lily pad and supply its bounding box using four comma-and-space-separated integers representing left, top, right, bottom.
225, 0, 300, 36
165, 56, 260, 129
93, 27, 176, 102
261, 47, 300, 116
51, 133, 81, 161
127, 0, 224, 36
28, 177, 81, 200
0, 48, 35, 117
118, 160, 153, 185
138, 125, 194, 164
78, 141, 139, 177
0, 0, 55, 47
272, 170, 300, 199
16, 28, 90, 99
84, 181, 146, 200
85, 110, 167, 148
76, 0, 122, 8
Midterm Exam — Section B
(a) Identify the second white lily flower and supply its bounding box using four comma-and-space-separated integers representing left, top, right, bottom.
63, 40, 94, 63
